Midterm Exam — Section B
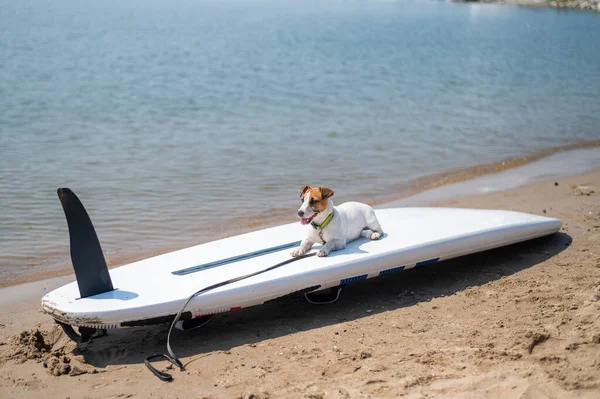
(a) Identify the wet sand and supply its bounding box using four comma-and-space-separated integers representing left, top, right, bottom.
1, 161, 599, 397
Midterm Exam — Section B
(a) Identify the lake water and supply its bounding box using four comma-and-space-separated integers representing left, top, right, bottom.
1, 0, 599, 284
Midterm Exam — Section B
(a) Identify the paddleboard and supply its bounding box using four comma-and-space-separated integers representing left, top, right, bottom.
42, 189, 562, 333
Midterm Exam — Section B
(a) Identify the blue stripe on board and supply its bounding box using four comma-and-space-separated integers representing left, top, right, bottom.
340, 274, 368, 285
416, 257, 440, 267
378, 265, 406, 276
172, 240, 303, 275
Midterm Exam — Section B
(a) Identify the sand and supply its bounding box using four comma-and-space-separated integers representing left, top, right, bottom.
1, 169, 599, 398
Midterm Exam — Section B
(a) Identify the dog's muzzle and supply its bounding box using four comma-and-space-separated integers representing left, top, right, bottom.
298, 210, 319, 225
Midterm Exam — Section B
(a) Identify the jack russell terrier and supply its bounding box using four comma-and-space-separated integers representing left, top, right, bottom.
290, 185, 384, 258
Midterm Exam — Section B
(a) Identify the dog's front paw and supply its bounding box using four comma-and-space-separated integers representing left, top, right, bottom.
317, 249, 329, 257
291, 248, 305, 257
370, 232, 381, 240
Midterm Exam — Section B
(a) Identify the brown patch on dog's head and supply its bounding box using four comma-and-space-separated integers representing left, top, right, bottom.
300, 185, 334, 212
319, 187, 334, 200
300, 185, 311, 198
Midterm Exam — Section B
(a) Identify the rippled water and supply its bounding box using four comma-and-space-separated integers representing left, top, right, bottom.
1, 0, 599, 281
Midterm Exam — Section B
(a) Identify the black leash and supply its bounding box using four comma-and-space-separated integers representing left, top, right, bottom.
145, 251, 316, 381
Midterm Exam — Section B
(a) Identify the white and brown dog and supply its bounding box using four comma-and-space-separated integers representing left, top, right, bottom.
290, 185, 384, 258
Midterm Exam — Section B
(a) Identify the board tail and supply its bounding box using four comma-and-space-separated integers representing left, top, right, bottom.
57, 188, 114, 298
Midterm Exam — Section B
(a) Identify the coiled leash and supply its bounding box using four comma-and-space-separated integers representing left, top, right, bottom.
145, 252, 316, 381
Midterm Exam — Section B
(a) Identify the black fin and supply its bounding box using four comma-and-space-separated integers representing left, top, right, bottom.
55, 320, 106, 343
57, 188, 114, 298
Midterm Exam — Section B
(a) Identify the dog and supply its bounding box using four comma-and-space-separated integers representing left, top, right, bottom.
290, 185, 384, 258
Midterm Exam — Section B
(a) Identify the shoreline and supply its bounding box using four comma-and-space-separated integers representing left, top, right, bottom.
2, 142, 600, 289
452, 0, 600, 12
1, 158, 599, 397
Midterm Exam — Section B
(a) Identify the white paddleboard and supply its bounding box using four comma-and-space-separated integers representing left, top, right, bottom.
42, 206, 562, 330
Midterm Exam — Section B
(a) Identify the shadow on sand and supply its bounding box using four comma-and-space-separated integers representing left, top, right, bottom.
75, 232, 571, 368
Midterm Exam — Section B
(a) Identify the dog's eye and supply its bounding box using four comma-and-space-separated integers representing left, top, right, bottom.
309, 199, 317, 205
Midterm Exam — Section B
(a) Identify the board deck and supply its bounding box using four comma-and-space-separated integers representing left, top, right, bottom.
41, 207, 562, 329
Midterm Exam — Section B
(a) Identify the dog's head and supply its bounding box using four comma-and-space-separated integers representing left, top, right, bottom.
297, 185, 334, 225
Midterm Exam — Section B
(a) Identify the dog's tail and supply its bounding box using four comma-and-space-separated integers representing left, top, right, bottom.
366, 208, 384, 236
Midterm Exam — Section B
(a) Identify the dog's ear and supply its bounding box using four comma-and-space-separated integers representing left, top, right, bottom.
300, 185, 311, 198
319, 187, 334, 200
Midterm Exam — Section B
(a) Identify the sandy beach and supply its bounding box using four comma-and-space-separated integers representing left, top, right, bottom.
1, 166, 599, 398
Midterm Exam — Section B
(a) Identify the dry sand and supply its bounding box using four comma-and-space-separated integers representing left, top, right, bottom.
1, 169, 599, 398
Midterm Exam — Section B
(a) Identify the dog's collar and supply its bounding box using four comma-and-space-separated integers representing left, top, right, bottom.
311, 210, 334, 231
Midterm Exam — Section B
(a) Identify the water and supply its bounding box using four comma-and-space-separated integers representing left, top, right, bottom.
1, 0, 599, 282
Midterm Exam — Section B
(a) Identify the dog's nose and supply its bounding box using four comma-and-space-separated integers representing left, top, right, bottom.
297, 210, 304, 217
